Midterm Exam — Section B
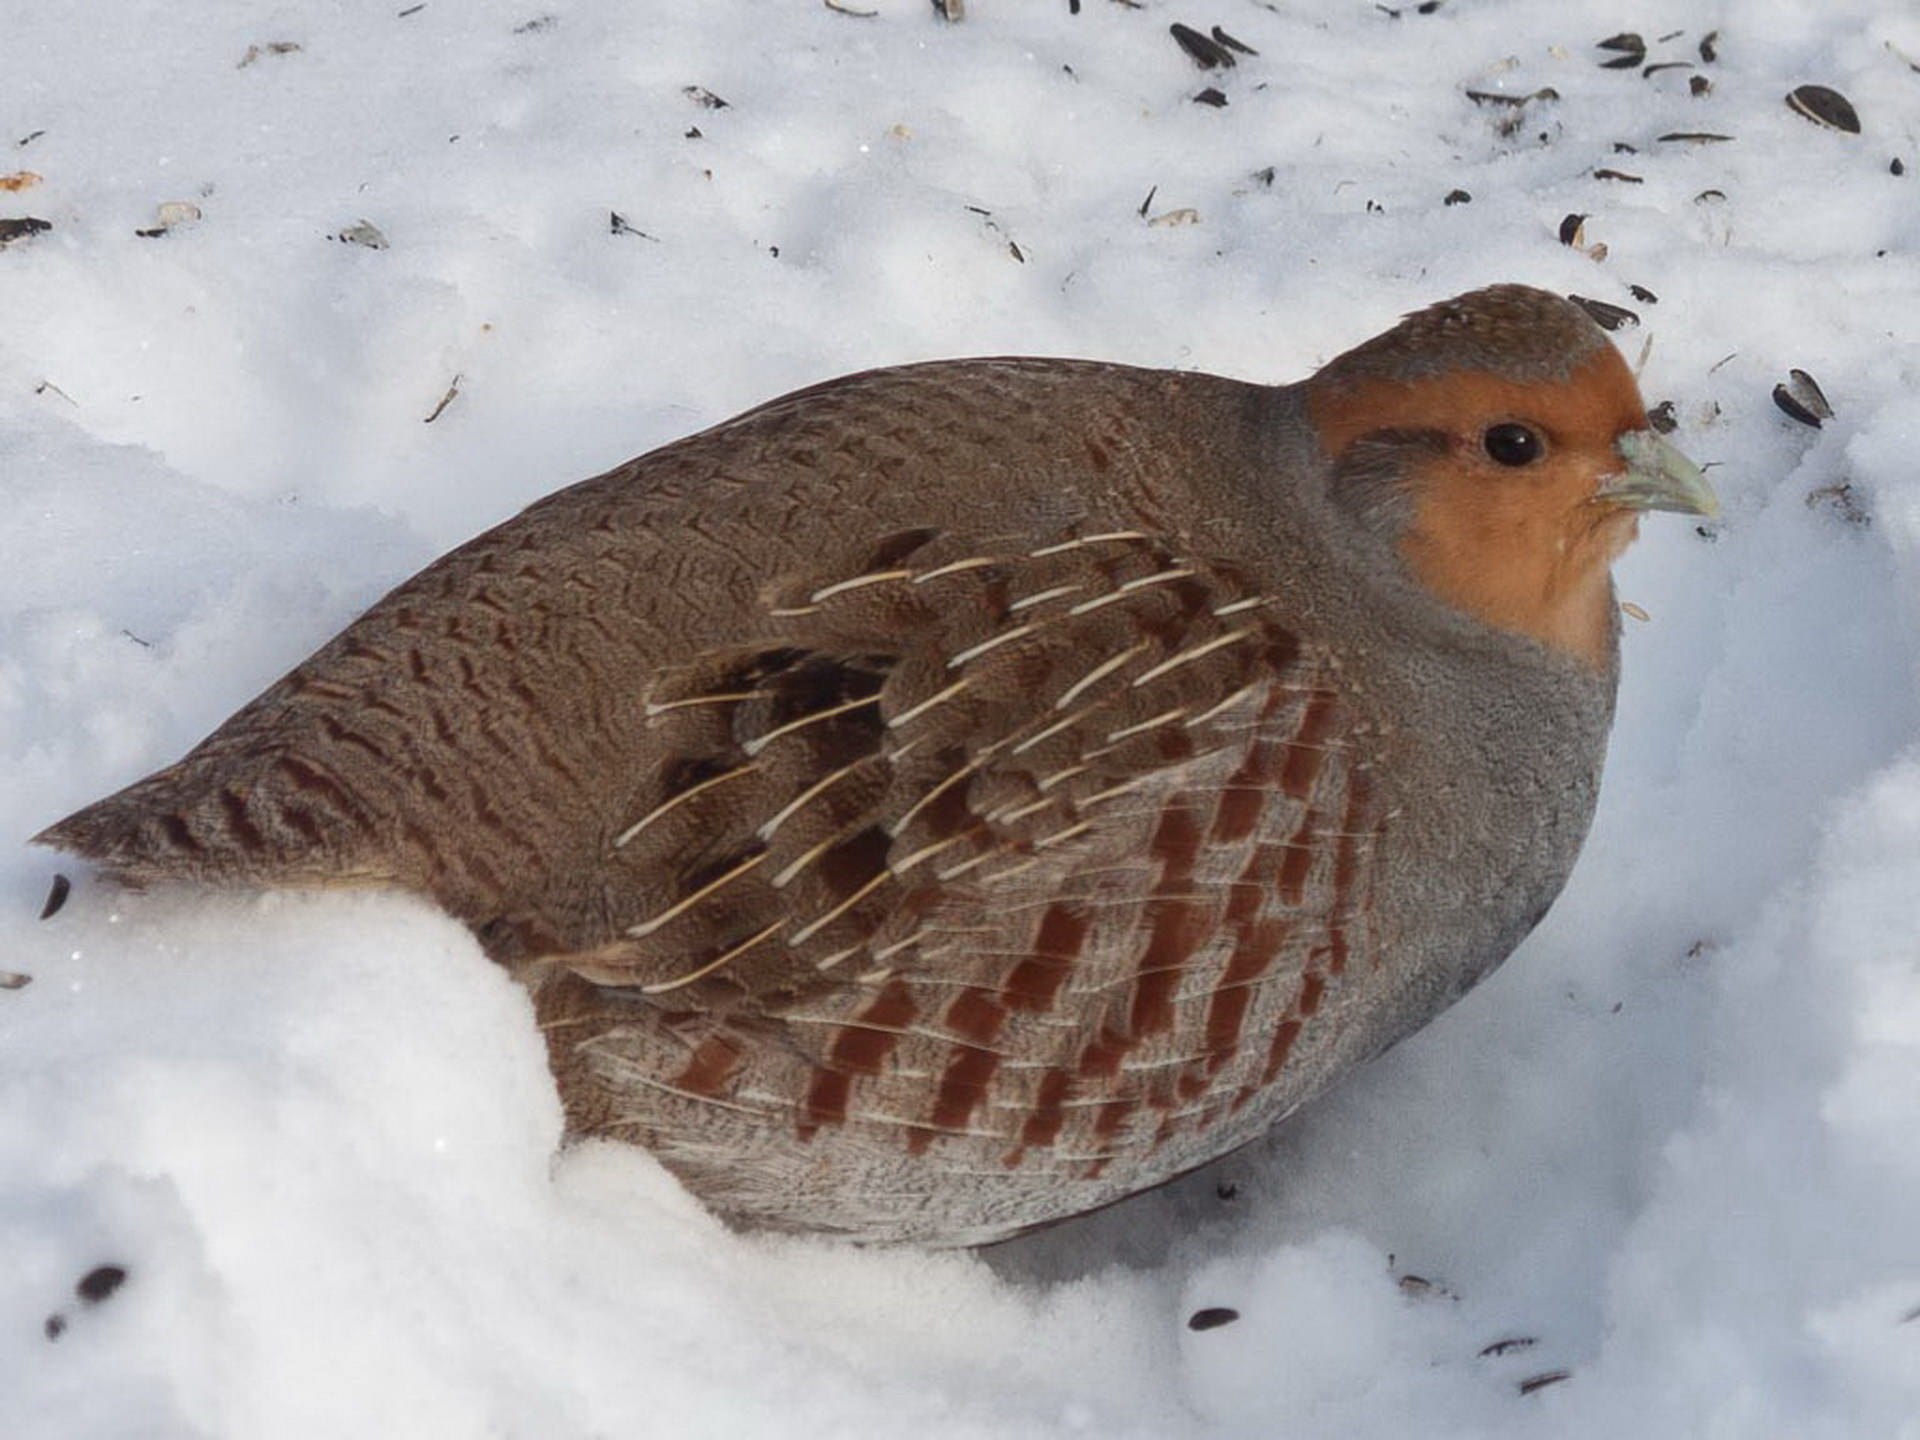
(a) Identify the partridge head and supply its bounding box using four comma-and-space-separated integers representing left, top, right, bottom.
36, 284, 1713, 1245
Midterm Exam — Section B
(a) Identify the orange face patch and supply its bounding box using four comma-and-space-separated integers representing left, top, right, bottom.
1305, 347, 1652, 669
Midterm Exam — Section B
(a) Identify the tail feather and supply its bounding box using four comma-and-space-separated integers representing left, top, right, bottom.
33, 748, 400, 890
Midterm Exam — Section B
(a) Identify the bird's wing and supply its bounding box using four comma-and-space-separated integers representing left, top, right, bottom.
540, 524, 1388, 1163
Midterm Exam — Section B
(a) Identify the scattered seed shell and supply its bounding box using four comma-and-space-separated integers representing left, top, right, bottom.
1658, 131, 1733, 144
44, 1314, 66, 1341
931, 0, 964, 18
0, 971, 31, 990
1443, 188, 1470, 205
1210, 25, 1256, 56
77, 1265, 128, 1304
1628, 283, 1658, 303
1170, 24, 1236, 70
683, 85, 730, 110
1621, 601, 1651, 622
0, 216, 51, 246
423, 373, 463, 424
1787, 85, 1860, 134
39, 873, 71, 920
0, 170, 40, 192
1568, 294, 1639, 330
1698, 29, 1718, 62
237, 40, 302, 68
823, 0, 878, 14
1558, 212, 1587, 246
1592, 168, 1644, 183
1596, 32, 1644, 52
1690, 75, 1713, 97
1893, 159, 1906, 176
1149, 206, 1200, 226
1187, 1307, 1241, 1331
1519, 1370, 1573, 1396
1479, 1337, 1538, 1358
1193, 87, 1229, 107
1772, 369, 1833, 428
1466, 86, 1558, 108
1643, 61, 1694, 77
336, 219, 387, 249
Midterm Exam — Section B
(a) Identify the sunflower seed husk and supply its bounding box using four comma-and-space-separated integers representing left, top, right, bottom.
1558, 212, 1587, 245
1568, 294, 1638, 330
0, 216, 50, 245
1772, 369, 1833, 427
39, 873, 70, 920
1187, 1307, 1241, 1331
1210, 25, 1256, 56
1787, 85, 1860, 134
1698, 29, 1718, 62
1519, 1370, 1573, 1396
336, 219, 387, 249
1479, 1337, 1537, 1358
1466, 87, 1558, 107
1592, 168, 1644, 183
1170, 23, 1235, 69
1647, 400, 1678, 433
1658, 131, 1733, 144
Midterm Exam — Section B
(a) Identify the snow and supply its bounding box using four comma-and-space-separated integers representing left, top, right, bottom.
4, 1, 1918, 1435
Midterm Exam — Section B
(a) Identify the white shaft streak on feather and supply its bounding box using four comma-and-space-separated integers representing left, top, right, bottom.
1130, 627, 1259, 687
1211, 596, 1272, 617
757, 760, 863, 841
1079, 771, 1166, 808
1008, 582, 1085, 612
613, 762, 758, 849
812, 943, 863, 972
638, 919, 787, 994
887, 752, 991, 837
808, 568, 913, 603
772, 834, 837, 889
1103, 707, 1188, 744
789, 869, 893, 943
934, 848, 1003, 881
984, 794, 1057, 826
1185, 685, 1265, 729
889, 832, 972, 876
1066, 566, 1197, 619
745, 692, 883, 756
1053, 642, 1151, 709
625, 850, 767, 937
911, 556, 1001, 585
887, 678, 970, 729
945, 624, 1035, 670
1029, 530, 1147, 558
582, 1058, 773, 1120
644, 688, 768, 718
1037, 764, 1089, 791
1011, 703, 1101, 756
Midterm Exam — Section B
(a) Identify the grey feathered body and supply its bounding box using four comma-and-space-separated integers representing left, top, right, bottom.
40, 354, 1614, 1244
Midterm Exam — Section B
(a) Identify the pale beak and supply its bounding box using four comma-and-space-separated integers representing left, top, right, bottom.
1600, 430, 1720, 518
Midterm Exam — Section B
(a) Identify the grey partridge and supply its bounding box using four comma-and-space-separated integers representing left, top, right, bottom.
36, 285, 1715, 1245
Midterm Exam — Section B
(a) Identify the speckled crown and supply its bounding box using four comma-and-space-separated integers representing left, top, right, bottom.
1319, 285, 1610, 384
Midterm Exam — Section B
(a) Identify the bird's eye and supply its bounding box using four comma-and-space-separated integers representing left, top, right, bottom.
1482, 423, 1544, 467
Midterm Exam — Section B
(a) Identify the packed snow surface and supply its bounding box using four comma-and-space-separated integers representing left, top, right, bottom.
5, 2, 1919, 1436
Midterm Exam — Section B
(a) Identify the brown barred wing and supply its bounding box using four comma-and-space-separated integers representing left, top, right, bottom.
541, 527, 1388, 1189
